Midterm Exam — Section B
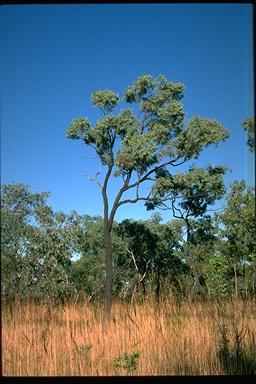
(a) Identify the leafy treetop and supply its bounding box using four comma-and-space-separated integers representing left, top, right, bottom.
66, 75, 229, 185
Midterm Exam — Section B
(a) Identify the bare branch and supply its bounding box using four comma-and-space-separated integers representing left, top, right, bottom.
126, 246, 139, 272
171, 157, 188, 167
139, 259, 151, 283
206, 206, 225, 213
118, 196, 150, 207
82, 166, 102, 189
171, 199, 184, 220
123, 156, 184, 193
82, 155, 100, 161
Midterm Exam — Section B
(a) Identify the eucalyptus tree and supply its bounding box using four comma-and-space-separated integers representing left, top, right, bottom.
145, 165, 227, 297
66, 74, 229, 319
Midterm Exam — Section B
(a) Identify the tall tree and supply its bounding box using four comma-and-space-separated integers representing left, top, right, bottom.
66, 74, 229, 320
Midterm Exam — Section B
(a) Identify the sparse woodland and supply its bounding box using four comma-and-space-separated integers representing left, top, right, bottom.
1, 76, 255, 375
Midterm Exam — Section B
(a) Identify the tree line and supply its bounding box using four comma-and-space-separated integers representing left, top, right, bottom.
1, 179, 255, 305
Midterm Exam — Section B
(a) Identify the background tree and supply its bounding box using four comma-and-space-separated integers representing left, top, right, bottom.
66, 74, 229, 320
115, 216, 186, 304
217, 181, 255, 297
1, 183, 79, 303
1, 183, 50, 301
116, 219, 158, 304
242, 117, 255, 152
69, 215, 105, 301
2, 180, 253, 303
143, 217, 186, 301
146, 165, 227, 297
203, 251, 230, 298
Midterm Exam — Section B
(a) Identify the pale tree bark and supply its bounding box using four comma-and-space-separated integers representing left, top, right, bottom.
126, 246, 150, 310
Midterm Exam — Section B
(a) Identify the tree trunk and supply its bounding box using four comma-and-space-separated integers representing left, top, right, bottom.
185, 220, 205, 298
234, 264, 238, 298
192, 269, 205, 297
101, 165, 130, 324
101, 163, 114, 324
155, 272, 161, 303
103, 224, 113, 323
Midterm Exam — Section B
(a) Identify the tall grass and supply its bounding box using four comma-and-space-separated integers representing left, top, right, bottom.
2, 296, 256, 376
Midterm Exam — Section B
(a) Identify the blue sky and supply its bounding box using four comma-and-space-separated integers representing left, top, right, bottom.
1, 4, 254, 223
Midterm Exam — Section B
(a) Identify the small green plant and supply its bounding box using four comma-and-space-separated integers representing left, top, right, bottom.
113, 351, 140, 374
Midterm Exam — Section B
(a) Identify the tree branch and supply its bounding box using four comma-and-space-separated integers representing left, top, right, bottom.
123, 156, 184, 192
118, 196, 151, 207
82, 166, 102, 189
102, 160, 114, 227
108, 171, 132, 231
126, 246, 139, 272
171, 199, 184, 220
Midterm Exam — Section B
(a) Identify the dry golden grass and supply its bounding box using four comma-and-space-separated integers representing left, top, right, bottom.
2, 296, 256, 376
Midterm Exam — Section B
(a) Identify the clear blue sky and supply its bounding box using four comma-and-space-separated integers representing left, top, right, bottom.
1, 4, 254, 223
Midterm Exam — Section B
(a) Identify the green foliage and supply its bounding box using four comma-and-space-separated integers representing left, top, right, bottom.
91, 90, 119, 113
1, 183, 78, 303
242, 117, 255, 152
1, 177, 255, 303
175, 115, 229, 159
116, 218, 187, 299
149, 165, 226, 219
217, 181, 255, 296
71, 256, 104, 300
66, 117, 92, 142
113, 351, 140, 374
188, 216, 217, 246
124, 74, 154, 103
219, 181, 255, 263
66, 74, 229, 177
115, 128, 158, 173
204, 254, 230, 297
